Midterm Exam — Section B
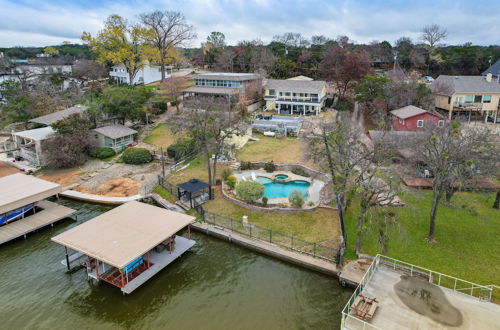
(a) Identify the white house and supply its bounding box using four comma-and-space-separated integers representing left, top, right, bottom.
109, 64, 171, 85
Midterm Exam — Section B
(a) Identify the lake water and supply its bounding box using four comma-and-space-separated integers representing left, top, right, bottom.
0, 198, 351, 329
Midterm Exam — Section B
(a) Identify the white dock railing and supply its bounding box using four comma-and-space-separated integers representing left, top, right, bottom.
341, 254, 493, 330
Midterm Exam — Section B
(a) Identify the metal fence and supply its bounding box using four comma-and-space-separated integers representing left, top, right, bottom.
197, 207, 339, 263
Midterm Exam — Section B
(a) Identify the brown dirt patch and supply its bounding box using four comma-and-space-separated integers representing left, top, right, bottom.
75, 177, 141, 197
0, 161, 21, 177
37, 170, 82, 186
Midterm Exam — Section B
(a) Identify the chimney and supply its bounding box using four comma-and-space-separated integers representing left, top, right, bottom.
486, 73, 492, 82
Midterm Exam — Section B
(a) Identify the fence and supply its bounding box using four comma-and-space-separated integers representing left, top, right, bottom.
340, 254, 494, 330
197, 207, 340, 263
158, 175, 178, 197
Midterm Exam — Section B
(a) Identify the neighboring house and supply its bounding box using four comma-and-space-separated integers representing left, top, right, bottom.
92, 125, 137, 152
11, 126, 54, 167
431, 74, 500, 120
29, 104, 88, 126
482, 59, 500, 80
390, 105, 445, 131
109, 63, 170, 85
182, 72, 262, 112
263, 78, 327, 116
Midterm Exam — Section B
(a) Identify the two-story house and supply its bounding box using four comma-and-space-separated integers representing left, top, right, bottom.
431, 74, 500, 121
263, 77, 327, 116
109, 63, 169, 85
182, 72, 262, 112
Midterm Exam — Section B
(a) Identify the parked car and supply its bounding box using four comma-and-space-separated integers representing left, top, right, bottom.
486, 116, 500, 123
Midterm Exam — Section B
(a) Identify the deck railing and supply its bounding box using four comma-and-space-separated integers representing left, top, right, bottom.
340, 254, 494, 330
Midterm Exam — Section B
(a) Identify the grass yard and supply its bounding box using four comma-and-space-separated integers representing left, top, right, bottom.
237, 134, 318, 169
203, 188, 341, 245
167, 156, 231, 185
143, 123, 182, 148
345, 188, 500, 286
152, 185, 177, 203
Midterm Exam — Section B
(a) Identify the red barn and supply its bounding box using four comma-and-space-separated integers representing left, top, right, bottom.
390, 105, 446, 131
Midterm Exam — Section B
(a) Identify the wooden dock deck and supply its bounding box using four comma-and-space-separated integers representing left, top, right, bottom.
0, 200, 76, 245
122, 235, 196, 294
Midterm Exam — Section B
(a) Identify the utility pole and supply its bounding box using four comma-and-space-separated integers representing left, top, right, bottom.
160, 146, 166, 179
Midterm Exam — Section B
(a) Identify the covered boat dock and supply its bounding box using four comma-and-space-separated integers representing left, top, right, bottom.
0, 173, 76, 245
51, 201, 196, 294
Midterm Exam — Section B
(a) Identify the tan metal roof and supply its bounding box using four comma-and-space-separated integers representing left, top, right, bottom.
390, 105, 428, 119
183, 85, 240, 95
51, 201, 195, 269
264, 79, 326, 94
194, 72, 260, 81
432, 75, 500, 96
0, 173, 61, 214
30, 105, 88, 126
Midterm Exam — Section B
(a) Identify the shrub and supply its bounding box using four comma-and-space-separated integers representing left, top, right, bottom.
307, 201, 315, 207
264, 161, 275, 173
89, 147, 115, 159
262, 197, 268, 207
167, 138, 196, 160
236, 180, 265, 203
215, 178, 222, 185
240, 161, 252, 170
170, 100, 177, 106
221, 167, 233, 181
289, 190, 304, 208
122, 147, 152, 164
153, 101, 168, 114
225, 175, 237, 188
291, 167, 310, 177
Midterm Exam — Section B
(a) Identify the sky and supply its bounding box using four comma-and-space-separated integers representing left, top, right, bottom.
1, 0, 499, 48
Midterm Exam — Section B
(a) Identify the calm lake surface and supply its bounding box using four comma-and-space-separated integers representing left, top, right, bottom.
0, 198, 352, 329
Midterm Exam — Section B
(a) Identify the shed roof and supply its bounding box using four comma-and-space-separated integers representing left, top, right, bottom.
177, 179, 210, 192
183, 86, 240, 95
0, 173, 61, 214
51, 201, 195, 269
431, 75, 500, 96
194, 72, 260, 81
93, 125, 137, 139
30, 105, 87, 125
389, 105, 442, 119
264, 79, 326, 94
13, 126, 54, 141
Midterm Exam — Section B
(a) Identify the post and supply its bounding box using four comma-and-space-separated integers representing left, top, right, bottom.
147, 252, 150, 269
291, 236, 294, 249
313, 243, 316, 257
188, 224, 191, 240
160, 147, 165, 178
64, 246, 70, 271
95, 258, 99, 278
269, 230, 272, 243
169, 241, 172, 254
121, 272, 125, 288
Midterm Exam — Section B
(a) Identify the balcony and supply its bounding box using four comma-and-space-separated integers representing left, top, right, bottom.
277, 96, 322, 103
453, 102, 483, 111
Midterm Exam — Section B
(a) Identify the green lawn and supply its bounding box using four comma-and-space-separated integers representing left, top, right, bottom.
345, 188, 500, 286
143, 123, 181, 148
152, 185, 177, 203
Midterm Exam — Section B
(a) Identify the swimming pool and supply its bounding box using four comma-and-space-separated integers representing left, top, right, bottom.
274, 174, 289, 181
257, 176, 310, 199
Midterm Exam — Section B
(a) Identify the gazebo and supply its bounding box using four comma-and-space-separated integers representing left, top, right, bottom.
177, 179, 212, 208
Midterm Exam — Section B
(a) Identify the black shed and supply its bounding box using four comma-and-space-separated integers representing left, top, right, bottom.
177, 179, 212, 208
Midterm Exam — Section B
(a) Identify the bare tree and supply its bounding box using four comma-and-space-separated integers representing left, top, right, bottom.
161, 76, 187, 113
406, 123, 498, 241
421, 24, 447, 51
140, 11, 196, 82
214, 49, 236, 72
249, 46, 276, 77
311, 35, 329, 45
72, 59, 108, 82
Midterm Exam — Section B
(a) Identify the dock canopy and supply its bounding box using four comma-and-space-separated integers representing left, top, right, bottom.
51, 201, 195, 269
0, 173, 61, 214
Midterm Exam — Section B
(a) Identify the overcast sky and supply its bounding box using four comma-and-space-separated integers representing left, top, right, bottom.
1, 0, 499, 48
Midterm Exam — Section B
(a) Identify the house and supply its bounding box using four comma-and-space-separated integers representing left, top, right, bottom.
182, 72, 262, 112
482, 59, 500, 80
390, 105, 445, 131
263, 78, 327, 116
109, 63, 170, 85
431, 74, 500, 120
12, 126, 54, 167
92, 125, 137, 152
29, 104, 88, 126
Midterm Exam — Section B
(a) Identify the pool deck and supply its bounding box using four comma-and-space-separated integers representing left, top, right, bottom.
234, 170, 324, 205
343, 266, 500, 330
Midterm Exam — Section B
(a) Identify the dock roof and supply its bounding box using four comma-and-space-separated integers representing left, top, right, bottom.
51, 201, 195, 269
0, 173, 61, 214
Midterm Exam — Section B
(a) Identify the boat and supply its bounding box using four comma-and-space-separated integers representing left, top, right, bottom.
0, 204, 34, 225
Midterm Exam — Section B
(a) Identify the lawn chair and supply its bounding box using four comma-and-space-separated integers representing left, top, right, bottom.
241, 176, 248, 181
251, 172, 257, 181
351, 294, 379, 320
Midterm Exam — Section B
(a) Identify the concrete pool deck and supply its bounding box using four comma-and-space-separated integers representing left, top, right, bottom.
234, 170, 324, 205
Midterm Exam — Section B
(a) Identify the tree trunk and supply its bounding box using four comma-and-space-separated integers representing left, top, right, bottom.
212, 154, 218, 185
204, 144, 212, 185
445, 185, 456, 204
322, 130, 346, 243
128, 72, 134, 86
428, 187, 442, 241
160, 52, 166, 82
355, 199, 368, 253
493, 190, 500, 210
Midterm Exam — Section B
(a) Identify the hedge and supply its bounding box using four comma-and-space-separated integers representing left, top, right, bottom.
89, 147, 115, 159
167, 138, 196, 160
122, 147, 152, 164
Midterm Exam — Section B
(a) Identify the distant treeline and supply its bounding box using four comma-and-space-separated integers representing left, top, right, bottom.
0, 44, 94, 60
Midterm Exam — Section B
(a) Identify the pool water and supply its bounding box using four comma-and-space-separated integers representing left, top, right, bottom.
257, 176, 310, 199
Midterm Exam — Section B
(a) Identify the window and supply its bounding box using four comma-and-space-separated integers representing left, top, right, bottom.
417, 120, 424, 128
285, 92, 291, 97
465, 95, 474, 103
268, 89, 276, 96
454, 96, 463, 106
447, 97, 451, 104
399, 119, 405, 124
438, 120, 444, 127
483, 95, 492, 103
474, 95, 482, 103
